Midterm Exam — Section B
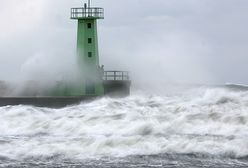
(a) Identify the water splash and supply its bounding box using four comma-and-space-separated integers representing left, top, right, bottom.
0, 86, 248, 160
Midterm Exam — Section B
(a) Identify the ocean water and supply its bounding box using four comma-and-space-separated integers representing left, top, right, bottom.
1, 85, 248, 167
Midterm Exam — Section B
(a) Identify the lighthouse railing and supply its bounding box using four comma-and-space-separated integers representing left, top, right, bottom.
103, 71, 130, 81
71, 7, 104, 19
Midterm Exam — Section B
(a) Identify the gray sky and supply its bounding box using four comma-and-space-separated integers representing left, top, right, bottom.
0, 0, 248, 85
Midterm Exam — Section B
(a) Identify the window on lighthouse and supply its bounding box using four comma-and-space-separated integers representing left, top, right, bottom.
87, 23, 92, 28
88, 38, 92, 43
88, 52, 92, 58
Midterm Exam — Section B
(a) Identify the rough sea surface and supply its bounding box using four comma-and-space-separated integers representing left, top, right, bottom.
1, 85, 248, 167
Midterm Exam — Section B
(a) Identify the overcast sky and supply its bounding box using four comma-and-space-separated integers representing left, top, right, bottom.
0, 0, 248, 85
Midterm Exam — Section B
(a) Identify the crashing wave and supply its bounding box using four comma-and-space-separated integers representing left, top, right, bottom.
0, 86, 248, 160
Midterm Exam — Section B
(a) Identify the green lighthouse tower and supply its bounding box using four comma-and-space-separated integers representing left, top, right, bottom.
71, 0, 104, 96
0, 0, 131, 108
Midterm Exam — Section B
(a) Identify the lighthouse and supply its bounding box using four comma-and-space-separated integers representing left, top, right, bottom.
71, 0, 104, 96
70, 0, 131, 97
0, 0, 131, 108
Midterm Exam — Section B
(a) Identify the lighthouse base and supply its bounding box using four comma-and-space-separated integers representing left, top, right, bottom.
0, 96, 97, 108
0, 80, 131, 108
103, 80, 131, 97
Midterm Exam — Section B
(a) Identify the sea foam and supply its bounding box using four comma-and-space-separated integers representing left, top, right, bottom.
0, 86, 248, 160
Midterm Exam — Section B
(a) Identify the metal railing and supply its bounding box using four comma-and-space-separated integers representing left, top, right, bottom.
71, 8, 104, 19
104, 71, 130, 81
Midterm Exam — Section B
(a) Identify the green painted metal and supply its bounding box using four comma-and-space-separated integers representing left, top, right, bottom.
43, 2, 130, 97
70, 5, 104, 96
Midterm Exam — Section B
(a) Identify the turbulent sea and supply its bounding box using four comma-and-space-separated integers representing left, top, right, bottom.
1, 85, 248, 167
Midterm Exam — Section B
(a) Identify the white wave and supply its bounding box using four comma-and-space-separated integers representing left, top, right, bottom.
225, 83, 248, 87
1, 87, 248, 160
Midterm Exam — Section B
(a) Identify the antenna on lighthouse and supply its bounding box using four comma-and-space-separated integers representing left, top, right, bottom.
88, 0, 91, 8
